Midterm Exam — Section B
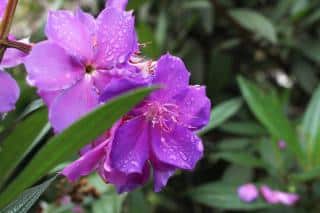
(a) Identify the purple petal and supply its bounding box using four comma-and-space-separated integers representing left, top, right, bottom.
260, 185, 279, 204
275, 191, 299, 206
278, 140, 287, 150
237, 183, 259, 203
150, 125, 203, 170
62, 139, 108, 181
0, 70, 19, 113
75, 8, 96, 35
24, 41, 83, 91
38, 90, 61, 108
1, 37, 27, 68
110, 116, 149, 174
1, 48, 25, 68
99, 162, 150, 193
49, 78, 99, 133
150, 158, 176, 192
175, 86, 211, 130
260, 185, 299, 206
91, 70, 111, 93
105, 0, 128, 11
0, 0, 7, 18
99, 77, 147, 103
94, 8, 136, 69
151, 54, 190, 101
45, 10, 94, 61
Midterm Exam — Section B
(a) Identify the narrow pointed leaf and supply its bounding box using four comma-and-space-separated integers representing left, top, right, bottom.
301, 85, 320, 165
0, 108, 48, 188
237, 76, 303, 163
198, 98, 242, 135
229, 9, 277, 43
0, 175, 57, 213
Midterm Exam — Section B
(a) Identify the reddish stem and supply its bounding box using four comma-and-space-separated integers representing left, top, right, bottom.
0, 0, 19, 61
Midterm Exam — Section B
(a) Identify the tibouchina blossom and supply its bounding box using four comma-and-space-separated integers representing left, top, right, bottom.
278, 140, 286, 150
0, 0, 27, 114
24, 4, 141, 132
62, 54, 211, 192
237, 183, 259, 202
260, 185, 299, 206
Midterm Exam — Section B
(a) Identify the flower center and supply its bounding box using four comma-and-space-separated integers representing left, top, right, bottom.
85, 64, 95, 74
143, 101, 179, 132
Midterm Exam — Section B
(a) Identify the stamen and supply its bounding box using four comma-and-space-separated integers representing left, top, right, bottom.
143, 101, 180, 132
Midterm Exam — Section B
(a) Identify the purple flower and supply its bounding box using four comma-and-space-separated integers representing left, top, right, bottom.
278, 140, 286, 150
237, 183, 259, 202
62, 54, 211, 193
260, 185, 299, 206
24, 5, 140, 132
108, 54, 210, 192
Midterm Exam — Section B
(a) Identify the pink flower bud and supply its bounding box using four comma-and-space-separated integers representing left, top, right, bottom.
237, 183, 259, 202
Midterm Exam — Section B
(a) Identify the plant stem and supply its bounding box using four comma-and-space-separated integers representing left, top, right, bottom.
0, 39, 32, 53
0, 0, 19, 62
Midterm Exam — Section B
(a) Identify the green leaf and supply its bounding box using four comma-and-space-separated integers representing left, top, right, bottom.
198, 98, 243, 135
127, 0, 147, 10
237, 76, 304, 164
229, 9, 277, 43
210, 152, 265, 168
0, 87, 155, 208
0, 175, 57, 213
136, 23, 160, 58
155, 10, 167, 49
302, 85, 320, 165
219, 121, 266, 136
189, 182, 269, 210
222, 165, 252, 184
17, 99, 44, 120
0, 108, 48, 188
92, 190, 126, 213
126, 190, 150, 213
216, 138, 250, 151
182, 1, 211, 9
291, 166, 320, 182
295, 40, 320, 63
293, 60, 318, 94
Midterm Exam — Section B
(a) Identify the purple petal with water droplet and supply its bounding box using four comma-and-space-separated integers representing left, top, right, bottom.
99, 76, 147, 103
94, 8, 136, 69
24, 41, 83, 91
174, 85, 211, 130
150, 125, 203, 170
49, 78, 99, 133
151, 53, 190, 102
45, 10, 94, 61
110, 116, 149, 174
150, 157, 176, 192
